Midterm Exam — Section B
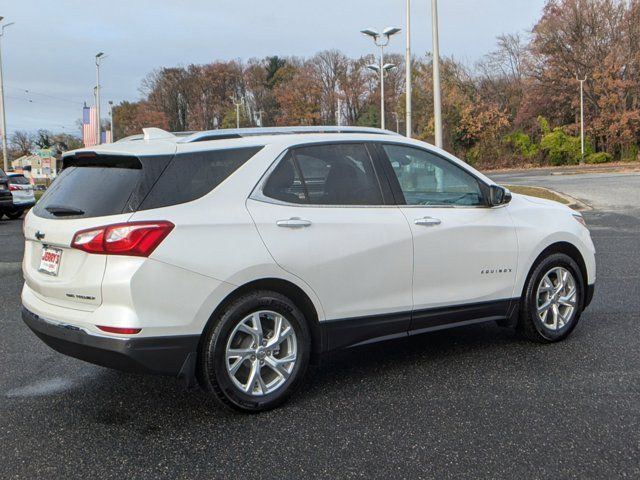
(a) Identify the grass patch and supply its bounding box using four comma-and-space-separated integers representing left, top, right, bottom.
505, 185, 570, 205
35, 191, 44, 202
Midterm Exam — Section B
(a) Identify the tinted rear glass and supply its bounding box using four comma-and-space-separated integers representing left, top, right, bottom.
34, 147, 262, 219
33, 155, 172, 219
139, 146, 263, 210
9, 175, 30, 185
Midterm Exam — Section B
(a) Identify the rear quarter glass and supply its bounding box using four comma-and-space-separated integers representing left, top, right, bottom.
138, 146, 263, 210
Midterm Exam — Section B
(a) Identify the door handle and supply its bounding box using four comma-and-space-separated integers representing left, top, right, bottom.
414, 217, 442, 227
276, 218, 312, 228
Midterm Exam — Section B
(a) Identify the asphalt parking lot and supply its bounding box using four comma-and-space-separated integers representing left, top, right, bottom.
1, 171, 639, 479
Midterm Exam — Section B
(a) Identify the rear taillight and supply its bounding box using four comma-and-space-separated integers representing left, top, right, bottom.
9, 185, 18, 191
71, 221, 174, 257
97, 326, 142, 335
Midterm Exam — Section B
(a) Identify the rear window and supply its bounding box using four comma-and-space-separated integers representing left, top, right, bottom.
34, 147, 262, 219
9, 175, 30, 185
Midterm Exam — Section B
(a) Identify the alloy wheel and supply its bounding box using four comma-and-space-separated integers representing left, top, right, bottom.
225, 310, 298, 396
536, 266, 578, 331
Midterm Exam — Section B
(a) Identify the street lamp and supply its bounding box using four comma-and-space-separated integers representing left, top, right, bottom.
577, 75, 587, 165
361, 26, 402, 130
95, 52, 105, 145
405, 0, 412, 137
431, 0, 443, 148
108, 100, 114, 142
391, 112, 400, 133
0, 18, 15, 172
231, 95, 244, 129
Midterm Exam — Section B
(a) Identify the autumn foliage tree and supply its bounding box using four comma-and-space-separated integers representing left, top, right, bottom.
115, 0, 640, 168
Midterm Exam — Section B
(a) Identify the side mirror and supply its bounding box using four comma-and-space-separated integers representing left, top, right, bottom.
489, 185, 512, 207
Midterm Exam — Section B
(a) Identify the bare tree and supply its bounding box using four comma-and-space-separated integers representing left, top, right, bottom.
10, 131, 34, 157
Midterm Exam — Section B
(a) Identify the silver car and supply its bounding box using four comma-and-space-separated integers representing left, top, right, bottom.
6, 173, 36, 219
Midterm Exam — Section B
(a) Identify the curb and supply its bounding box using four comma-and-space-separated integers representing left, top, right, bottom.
533, 187, 592, 211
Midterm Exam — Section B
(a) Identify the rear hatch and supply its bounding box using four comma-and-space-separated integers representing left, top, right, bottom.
9, 174, 35, 204
24, 153, 174, 311
23, 145, 263, 312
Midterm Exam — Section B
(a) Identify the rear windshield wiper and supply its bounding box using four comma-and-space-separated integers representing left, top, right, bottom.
45, 205, 85, 217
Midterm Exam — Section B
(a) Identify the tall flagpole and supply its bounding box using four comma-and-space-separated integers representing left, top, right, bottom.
95, 52, 105, 145
405, 0, 412, 137
380, 44, 385, 130
0, 20, 14, 172
577, 75, 587, 165
431, 0, 443, 148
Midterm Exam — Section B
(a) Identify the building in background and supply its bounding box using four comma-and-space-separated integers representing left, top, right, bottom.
11, 148, 58, 181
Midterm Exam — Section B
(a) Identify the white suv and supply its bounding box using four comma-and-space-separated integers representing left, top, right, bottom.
22, 126, 596, 411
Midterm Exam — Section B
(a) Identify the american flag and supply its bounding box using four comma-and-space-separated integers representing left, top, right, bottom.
82, 106, 97, 147
82, 106, 113, 146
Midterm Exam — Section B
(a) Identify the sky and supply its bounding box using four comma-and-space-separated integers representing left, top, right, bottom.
1, 0, 546, 136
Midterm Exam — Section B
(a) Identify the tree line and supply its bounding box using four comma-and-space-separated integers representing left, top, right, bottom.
10, 0, 640, 169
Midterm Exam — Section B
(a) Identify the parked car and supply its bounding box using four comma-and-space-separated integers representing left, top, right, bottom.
21, 126, 596, 412
0, 168, 13, 218
5, 173, 36, 219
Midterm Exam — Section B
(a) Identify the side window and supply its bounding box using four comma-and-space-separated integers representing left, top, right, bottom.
263, 152, 307, 204
382, 144, 485, 207
263, 143, 384, 206
139, 146, 263, 210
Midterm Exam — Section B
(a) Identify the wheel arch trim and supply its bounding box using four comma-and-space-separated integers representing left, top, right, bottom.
199, 277, 325, 359
519, 241, 591, 309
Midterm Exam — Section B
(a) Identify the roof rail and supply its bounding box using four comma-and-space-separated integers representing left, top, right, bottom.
179, 126, 399, 143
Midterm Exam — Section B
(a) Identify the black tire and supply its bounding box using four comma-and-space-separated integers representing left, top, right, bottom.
198, 290, 310, 412
6, 210, 23, 220
518, 252, 584, 343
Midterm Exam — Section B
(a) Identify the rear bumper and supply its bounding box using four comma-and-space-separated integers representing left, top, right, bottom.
12, 200, 35, 208
22, 306, 199, 381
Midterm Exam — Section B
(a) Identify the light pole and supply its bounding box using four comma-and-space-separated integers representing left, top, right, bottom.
0, 18, 15, 172
392, 112, 400, 133
95, 52, 105, 145
431, 0, 443, 148
405, 0, 412, 137
231, 95, 243, 129
361, 27, 402, 130
108, 100, 114, 142
366, 62, 397, 129
577, 75, 587, 165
